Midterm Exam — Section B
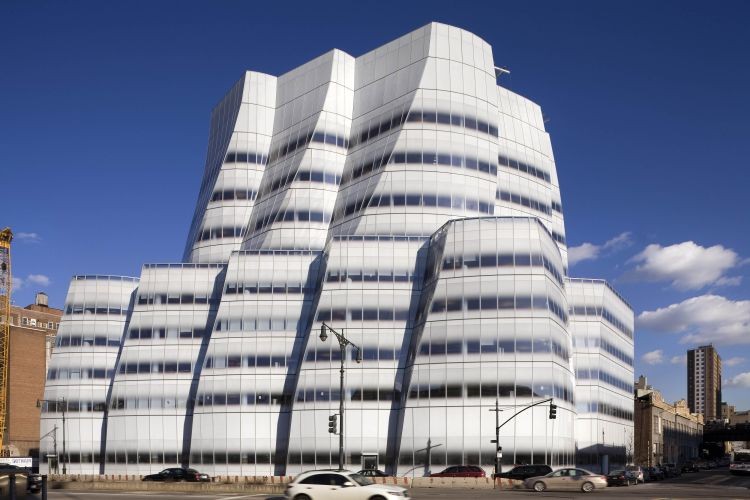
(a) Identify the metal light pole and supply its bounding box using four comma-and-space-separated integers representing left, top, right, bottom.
39, 425, 59, 474
489, 399, 504, 478
320, 322, 361, 471
37, 398, 67, 474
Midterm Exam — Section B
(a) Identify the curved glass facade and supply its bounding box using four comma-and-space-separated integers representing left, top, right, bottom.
42, 22, 633, 476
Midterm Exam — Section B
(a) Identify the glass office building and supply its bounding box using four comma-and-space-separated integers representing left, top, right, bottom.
41, 22, 633, 476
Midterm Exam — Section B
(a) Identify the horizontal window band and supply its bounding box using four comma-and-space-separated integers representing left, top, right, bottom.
350, 108, 499, 151
335, 192, 493, 222
343, 150, 498, 187
197, 226, 246, 242
436, 252, 564, 287
65, 305, 127, 316
56, 335, 121, 348
497, 190, 552, 216
427, 294, 568, 323
498, 154, 551, 183
223, 151, 268, 165
570, 306, 633, 339
209, 189, 258, 203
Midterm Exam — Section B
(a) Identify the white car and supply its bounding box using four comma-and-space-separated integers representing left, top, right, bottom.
285, 470, 409, 499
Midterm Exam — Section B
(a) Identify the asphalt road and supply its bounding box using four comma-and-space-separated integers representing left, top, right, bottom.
47, 468, 750, 500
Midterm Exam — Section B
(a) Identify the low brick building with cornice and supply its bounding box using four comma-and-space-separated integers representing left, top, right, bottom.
634, 375, 704, 466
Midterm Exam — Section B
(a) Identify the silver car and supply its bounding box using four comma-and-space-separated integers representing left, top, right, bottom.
524, 467, 608, 493
286, 470, 409, 499
625, 465, 644, 483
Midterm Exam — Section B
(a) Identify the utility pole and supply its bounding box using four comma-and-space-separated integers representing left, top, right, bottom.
489, 399, 503, 478
52, 425, 58, 474
338, 339, 345, 470
320, 323, 361, 471
37, 398, 67, 474
61, 402, 67, 474
415, 439, 442, 477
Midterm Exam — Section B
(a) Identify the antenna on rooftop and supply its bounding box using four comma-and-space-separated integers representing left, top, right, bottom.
494, 66, 511, 81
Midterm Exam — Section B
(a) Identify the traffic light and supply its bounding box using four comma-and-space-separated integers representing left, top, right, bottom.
549, 403, 557, 419
328, 414, 338, 434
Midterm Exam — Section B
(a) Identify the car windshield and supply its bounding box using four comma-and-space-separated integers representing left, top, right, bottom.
733, 452, 750, 463
349, 473, 374, 486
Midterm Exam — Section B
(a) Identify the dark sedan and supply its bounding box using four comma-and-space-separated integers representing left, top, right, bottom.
142, 467, 210, 482
681, 462, 700, 473
606, 469, 635, 486
357, 469, 388, 477
431, 465, 486, 477
0, 465, 43, 493
644, 467, 665, 481
495, 464, 553, 481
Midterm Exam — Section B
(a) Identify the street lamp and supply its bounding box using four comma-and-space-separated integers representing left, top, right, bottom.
37, 398, 67, 475
39, 425, 59, 474
319, 322, 362, 470
489, 399, 504, 479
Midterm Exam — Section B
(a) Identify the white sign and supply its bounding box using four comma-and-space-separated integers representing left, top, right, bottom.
0, 457, 33, 468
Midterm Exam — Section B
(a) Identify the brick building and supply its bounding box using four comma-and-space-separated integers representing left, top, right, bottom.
1, 292, 61, 457
731, 410, 750, 425
634, 375, 703, 467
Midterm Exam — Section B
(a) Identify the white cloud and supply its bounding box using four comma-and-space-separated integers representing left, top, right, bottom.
670, 355, 687, 365
642, 350, 664, 365
25, 274, 50, 287
11, 277, 23, 291
637, 294, 750, 345
725, 372, 750, 388
628, 241, 740, 290
716, 276, 743, 287
725, 357, 745, 367
10, 273, 50, 291
568, 243, 600, 266
15, 232, 41, 242
568, 232, 632, 266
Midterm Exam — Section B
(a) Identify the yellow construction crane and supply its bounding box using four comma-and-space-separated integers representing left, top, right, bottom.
0, 227, 12, 455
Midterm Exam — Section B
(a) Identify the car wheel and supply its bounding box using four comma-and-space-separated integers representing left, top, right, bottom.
294, 495, 311, 500
533, 481, 546, 492
369, 496, 387, 500
581, 481, 594, 493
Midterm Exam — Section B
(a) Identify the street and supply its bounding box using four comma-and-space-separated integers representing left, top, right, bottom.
46, 468, 750, 499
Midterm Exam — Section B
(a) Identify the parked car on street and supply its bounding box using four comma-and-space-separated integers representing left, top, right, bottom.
524, 468, 607, 493
730, 449, 750, 476
142, 467, 210, 482
430, 465, 486, 477
606, 469, 636, 486
681, 462, 700, 473
625, 465, 644, 483
0, 464, 43, 494
662, 463, 681, 477
644, 466, 665, 481
495, 464, 552, 481
285, 470, 409, 499
356, 469, 388, 477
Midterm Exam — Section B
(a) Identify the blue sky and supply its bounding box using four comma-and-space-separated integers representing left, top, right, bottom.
3, 1, 749, 409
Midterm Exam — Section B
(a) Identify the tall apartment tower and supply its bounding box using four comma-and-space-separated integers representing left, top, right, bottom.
687, 345, 722, 420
